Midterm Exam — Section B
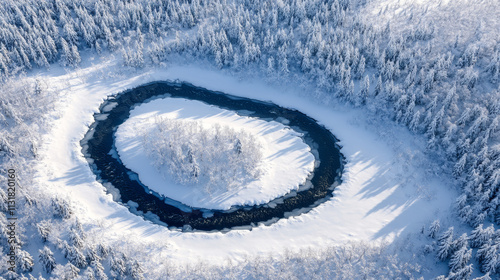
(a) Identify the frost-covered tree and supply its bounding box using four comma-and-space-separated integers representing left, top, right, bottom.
448, 264, 473, 280
409, 110, 421, 133
68, 245, 88, 269
52, 197, 72, 219
453, 153, 467, 178
470, 224, 495, 248
449, 245, 472, 273
85, 246, 100, 264
97, 244, 110, 259
357, 75, 370, 106
437, 227, 454, 261
476, 243, 498, 274
110, 254, 127, 279
36, 221, 51, 243
452, 233, 469, 253
39, 246, 56, 274
127, 260, 145, 280
91, 260, 108, 280
83, 267, 97, 280
69, 228, 84, 248
65, 263, 80, 279
16, 249, 34, 273
428, 219, 441, 239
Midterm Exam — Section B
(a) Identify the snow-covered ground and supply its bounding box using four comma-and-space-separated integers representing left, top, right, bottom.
115, 97, 315, 210
33, 61, 457, 269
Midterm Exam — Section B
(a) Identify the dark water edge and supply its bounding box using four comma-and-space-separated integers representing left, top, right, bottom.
81, 81, 345, 232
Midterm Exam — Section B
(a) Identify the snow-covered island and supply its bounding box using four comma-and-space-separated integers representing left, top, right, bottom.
115, 97, 315, 210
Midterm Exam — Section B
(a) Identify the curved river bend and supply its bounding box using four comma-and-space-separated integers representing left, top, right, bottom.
82, 82, 344, 231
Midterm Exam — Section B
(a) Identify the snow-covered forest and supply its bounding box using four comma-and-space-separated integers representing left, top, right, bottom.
0, 0, 499, 279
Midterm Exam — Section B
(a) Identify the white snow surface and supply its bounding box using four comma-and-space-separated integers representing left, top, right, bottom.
35, 60, 457, 265
115, 97, 315, 210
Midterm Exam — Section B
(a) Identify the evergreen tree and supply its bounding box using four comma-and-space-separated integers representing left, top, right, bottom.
69, 228, 84, 248
428, 219, 441, 239
70, 45, 81, 66
68, 246, 87, 268
52, 197, 72, 219
85, 246, 100, 264
357, 75, 369, 106
127, 260, 145, 280
64, 263, 80, 279
470, 224, 495, 248
91, 260, 108, 280
477, 243, 498, 274
355, 55, 365, 79
37, 221, 51, 243
452, 233, 469, 253
97, 244, 110, 258
449, 245, 472, 273
453, 153, 467, 178
374, 75, 382, 96
16, 249, 34, 273
409, 110, 421, 133
83, 267, 97, 280
448, 264, 473, 280
110, 254, 127, 279
39, 246, 56, 274
437, 227, 454, 261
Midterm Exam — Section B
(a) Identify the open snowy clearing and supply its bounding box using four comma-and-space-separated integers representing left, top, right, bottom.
115, 97, 315, 210
35, 62, 458, 265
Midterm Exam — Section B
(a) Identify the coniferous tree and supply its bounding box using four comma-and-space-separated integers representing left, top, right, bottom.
91, 260, 108, 280
449, 245, 472, 273
452, 233, 469, 253
453, 153, 467, 178
448, 264, 473, 280
357, 75, 370, 106
85, 246, 100, 264
52, 197, 72, 219
110, 254, 127, 279
437, 227, 454, 261
69, 228, 84, 248
68, 246, 87, 268
409, 110, 421, 133
83, 267, 97, 280
16, 249, 34, 273
470, 224, 495, 248
428, 220, 441, 239
39, 246, 56, 274
64, 263, 80, 279
127, 260, 145, 280
477, 243, 498, 274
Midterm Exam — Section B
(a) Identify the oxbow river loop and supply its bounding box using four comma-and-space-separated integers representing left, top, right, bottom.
81, 82, 344, 231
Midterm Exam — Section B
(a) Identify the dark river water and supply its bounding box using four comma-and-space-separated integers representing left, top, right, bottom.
81, 81, 344, 231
